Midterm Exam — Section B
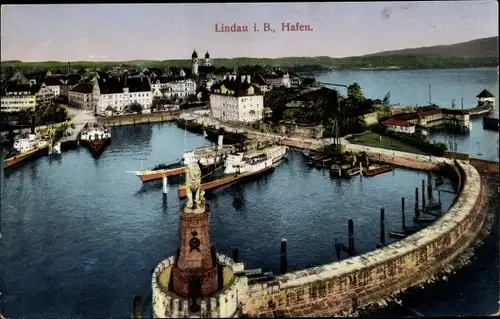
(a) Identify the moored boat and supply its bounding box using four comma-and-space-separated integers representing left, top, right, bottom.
362, 164, 393, 177
80, 123, 112, 156
4, 133, 50, 169
178, 161, 274, 199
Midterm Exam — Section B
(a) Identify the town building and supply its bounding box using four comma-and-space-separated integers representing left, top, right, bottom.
191, 49, 216, 78
210, 74, 264, 123
92, 75, 152, 114
263, 71, 291, 88
151, 76, 197, 100
68, 82, 94, 110
43, 77, 64, 97
477, 89, 495, 107
0, 84, 38, 112
382, 118, 416, 134
390, 107, 470, 132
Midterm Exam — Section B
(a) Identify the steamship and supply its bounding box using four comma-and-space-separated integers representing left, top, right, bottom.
132, 135, 236, 183
4, 133, 50, 169
80, 123, 112, 156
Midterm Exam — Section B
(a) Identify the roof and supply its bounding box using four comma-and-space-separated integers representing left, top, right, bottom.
382, 119, 414, 127
97, 77, 123, 94
295, 87, 338, 102
125, 76, 151, 92
417, 108, 441, 117
211, 75, 263, 97
393, 112, 420, 121
70, 82, 93, 94
477, 89, 494, 98
192, 50, 198, 59
43, 77, 64, 86
3, 83, 41, 95
205, 51, 210, 58
253, 75, 268, 86
301, 78, 316, 85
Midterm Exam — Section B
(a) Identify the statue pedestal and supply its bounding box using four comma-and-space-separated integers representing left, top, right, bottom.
172, 203, 218, 298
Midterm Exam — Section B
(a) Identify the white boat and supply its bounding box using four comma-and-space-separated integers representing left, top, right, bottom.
262, 145, 288, 164
51, 142, 62, 155
13, 134, 49, 153
183, 144, 236, 166
224, 150, 273, 174
80, 124, 112, 142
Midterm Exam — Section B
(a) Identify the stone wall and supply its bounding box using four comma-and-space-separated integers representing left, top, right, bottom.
470, 158, 500, 174
240, 156, 485, 317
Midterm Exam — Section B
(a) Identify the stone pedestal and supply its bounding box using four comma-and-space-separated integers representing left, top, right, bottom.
172, 204, 218, 298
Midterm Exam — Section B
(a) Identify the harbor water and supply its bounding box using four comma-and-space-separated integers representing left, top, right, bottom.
1, 67, 499, 317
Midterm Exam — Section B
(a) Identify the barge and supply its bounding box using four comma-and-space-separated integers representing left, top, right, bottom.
363, 164, 393, 177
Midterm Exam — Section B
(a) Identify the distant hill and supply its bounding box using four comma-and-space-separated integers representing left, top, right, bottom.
363, 36, 499, 58
1, 37, 498, 71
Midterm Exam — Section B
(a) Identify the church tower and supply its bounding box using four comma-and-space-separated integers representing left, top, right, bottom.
191, 50, 199, 77
204, 51, 211, 67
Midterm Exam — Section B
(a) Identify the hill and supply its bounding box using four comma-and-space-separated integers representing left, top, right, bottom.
363, 36, 499, 58
1, 37, 498, 72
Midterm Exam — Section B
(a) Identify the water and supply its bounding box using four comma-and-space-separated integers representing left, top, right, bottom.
1, 123, 455, 318
314, 67, 499, 161
2, 67, 498, 317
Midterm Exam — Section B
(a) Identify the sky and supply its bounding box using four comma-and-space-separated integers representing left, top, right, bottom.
1, 2, 498, 62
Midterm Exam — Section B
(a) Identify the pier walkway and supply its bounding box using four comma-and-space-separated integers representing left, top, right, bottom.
60, 108, 96, 143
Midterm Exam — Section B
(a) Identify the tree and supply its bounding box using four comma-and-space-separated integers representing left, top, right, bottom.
125, 102, 142, 114
347, 82, 364, 101
186, 94, 197, 104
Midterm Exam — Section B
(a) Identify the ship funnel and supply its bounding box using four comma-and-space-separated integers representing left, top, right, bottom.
217, 135, 223, 150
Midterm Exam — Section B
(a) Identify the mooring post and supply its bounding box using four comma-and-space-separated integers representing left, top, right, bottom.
402, 197, 406, 230
232, 248, 239, 263
427, 173, 433, 198
334, 239, 342, 260
421, 179, 426, 211
280, 239, 288, 274
348, 219, 355, 256
438, 190, 441, 204
379, 208, 386, 246
133, 295, 142, 319
162, 175, 168, 195
414, 187, 420, 220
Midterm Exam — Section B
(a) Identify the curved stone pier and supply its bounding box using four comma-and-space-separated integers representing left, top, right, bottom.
238, 148, 487, 317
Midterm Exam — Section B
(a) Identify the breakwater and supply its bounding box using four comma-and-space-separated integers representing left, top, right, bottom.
98, 111, 179, 127
238, 150, 486, 317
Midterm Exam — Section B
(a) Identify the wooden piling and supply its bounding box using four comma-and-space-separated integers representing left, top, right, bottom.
334, 239, 342, 260
427, 172, 433, 198
415, 187, 420, 220
280, 239, 288, 274
232, 248, 239, 263
421, 179, 426, 210
379, 208, 386, 246
348, 219, 355, 256
133, 295, 142, 318
402, 197, 406, 230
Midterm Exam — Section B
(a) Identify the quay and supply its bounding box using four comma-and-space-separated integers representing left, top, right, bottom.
97, 110, 179, 127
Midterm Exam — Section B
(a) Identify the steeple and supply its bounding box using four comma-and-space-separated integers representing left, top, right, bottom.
192, 50, 198, 59
205, 51, 210, 59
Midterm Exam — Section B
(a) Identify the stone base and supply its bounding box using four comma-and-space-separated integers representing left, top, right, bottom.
152, 254, 248, 318
172, 261, 218, 298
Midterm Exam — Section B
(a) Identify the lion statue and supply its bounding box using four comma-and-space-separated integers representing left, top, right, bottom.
185, 162, 204, 209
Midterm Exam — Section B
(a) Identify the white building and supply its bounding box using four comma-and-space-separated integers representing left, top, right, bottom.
68, 82, 94, 110
34, 81, 56, 105
44, 77, 64, 97
477, 89, 495, 107
93, 75, 152, 114
210, 74, 264, 123
152, 77, 196, 100
382, 119, 416, 134
0, 84, 38, 112
263, 71, 291, 88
